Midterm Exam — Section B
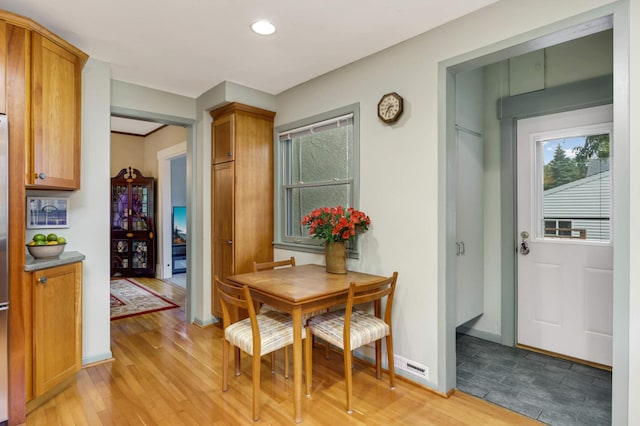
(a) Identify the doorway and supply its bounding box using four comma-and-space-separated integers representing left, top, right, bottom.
110, 117, 193, 320
158, 148, 188, 287
444, 9, 627, 424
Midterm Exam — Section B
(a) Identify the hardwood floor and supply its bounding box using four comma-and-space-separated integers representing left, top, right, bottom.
25, 278, 541, 425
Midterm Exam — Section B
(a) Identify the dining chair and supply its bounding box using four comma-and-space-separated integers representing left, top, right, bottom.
215, 276, 307, 421
304, 272, 398, 414
252, 257, 329, 378
252, 257, 296, 378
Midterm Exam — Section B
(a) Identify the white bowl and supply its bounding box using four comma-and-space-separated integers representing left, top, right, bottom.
26, 243, 66, 259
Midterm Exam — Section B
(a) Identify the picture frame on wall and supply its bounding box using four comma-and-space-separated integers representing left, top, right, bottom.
27, 197, 70, 229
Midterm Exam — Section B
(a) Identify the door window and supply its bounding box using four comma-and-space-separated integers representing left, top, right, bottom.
535, 127, 612, 243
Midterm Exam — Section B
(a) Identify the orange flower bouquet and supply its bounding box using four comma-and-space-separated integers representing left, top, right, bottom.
301, 206, 371, 243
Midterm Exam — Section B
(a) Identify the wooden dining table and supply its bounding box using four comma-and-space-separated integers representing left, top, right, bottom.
226, 263, 385, 423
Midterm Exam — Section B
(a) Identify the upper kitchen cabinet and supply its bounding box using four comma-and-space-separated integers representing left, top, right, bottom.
0, 21, 6, 114
2, 11, 88, 190
30, 33, 85, 189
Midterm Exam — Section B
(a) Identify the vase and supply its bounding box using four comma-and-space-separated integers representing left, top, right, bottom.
325, 241, 347, 274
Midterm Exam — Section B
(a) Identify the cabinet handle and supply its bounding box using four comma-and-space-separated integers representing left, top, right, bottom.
36, 172, 46, 180
227, 240, 233, 245
38, 276, 47, 284
227, 152, 233, 157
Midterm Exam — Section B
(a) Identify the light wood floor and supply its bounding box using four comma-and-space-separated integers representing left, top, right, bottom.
25, 278, 541, 425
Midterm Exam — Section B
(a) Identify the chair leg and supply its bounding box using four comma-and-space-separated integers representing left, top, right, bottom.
270, 352, 276, 374
284, 346, 289, 379
375, 339, 382, 380
386, 334, 396, 389
234, 346, 242, 376
222, 340, 230, 392
344, 349, 353, 414
324, 339, 330, 359
304, 327, 312, 396
252, 354, 261, 421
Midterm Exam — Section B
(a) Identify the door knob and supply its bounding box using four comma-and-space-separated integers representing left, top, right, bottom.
519, 231, 530, 255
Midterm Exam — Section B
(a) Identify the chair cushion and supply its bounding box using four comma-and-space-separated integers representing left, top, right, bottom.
308, 309, 389, 350
225, 310, 306, 357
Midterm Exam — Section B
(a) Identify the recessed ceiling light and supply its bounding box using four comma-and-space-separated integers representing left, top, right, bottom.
251, 20, 276, 36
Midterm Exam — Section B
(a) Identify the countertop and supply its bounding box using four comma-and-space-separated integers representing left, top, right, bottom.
24, 251, 86, 272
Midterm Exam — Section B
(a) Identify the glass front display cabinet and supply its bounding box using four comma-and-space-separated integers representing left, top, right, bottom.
110, 167, 156, 277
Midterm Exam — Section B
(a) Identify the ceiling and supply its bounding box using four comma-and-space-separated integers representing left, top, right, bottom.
4, 0, 497, 135
110, 116, 166, 137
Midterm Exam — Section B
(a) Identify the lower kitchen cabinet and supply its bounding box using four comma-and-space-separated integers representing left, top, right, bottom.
31, 261, 82, 398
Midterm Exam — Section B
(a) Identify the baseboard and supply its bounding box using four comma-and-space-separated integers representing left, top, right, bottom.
193, 316, 218, 327
456, 326, 502, 344
82, 351, 113, 366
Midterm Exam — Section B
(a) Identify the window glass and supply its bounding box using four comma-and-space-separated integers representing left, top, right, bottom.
538, 132, 611, 242
275, 105, 360, 252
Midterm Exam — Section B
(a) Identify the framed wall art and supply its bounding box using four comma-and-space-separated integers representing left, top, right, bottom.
27, 197, 70, 229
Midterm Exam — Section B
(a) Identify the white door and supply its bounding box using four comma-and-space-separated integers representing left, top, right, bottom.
516, 105, 613, 366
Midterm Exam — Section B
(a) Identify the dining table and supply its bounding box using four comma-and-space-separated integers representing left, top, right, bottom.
226, 263, 385, 423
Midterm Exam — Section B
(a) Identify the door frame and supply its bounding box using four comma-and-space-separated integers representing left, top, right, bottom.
500, 75, 613, 347
111, 108, 196, 323
437, 3, 629, 424
157, 142, 187, 280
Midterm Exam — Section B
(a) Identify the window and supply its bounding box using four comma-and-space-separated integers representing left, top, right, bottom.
536, 127, 611, 242
274, 104, 360, 253
544, 219, 574, 238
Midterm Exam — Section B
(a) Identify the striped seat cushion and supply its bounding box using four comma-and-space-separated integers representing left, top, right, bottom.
225, 310, 306, 356
308, 309, 389, 350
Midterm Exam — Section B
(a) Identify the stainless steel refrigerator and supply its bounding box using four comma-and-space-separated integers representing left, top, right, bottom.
0, 114, 8, 423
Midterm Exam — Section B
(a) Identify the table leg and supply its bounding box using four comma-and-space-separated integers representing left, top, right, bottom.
292, 306, 303, 423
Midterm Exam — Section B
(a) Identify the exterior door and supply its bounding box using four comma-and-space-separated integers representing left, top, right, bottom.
516, 105, 613, 366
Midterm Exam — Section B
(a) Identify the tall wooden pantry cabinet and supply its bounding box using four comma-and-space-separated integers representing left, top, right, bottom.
210, 103, 275, 317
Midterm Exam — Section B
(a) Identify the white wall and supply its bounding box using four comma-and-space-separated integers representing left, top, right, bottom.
78, 58, 112, 364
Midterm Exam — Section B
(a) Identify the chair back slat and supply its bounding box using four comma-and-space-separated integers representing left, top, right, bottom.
252, 256, 296, 272
344, 272, 398, 340
214, 276, 260, 337
347, 272, 397, 310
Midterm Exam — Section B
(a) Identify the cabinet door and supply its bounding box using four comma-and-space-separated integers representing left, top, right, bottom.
212, 114, 234, 164
31, 33, 82, 189
0, 21, 6, 114
33, 262, 82, 396
212, 161, 234, 317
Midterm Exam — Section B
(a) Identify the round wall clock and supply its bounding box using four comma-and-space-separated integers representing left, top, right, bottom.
377, 92, 404, 123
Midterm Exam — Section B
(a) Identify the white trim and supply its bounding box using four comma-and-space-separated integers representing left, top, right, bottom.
157, 142, 187, 279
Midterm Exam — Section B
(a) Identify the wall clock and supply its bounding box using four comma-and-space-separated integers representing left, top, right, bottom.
377, 92, 404, 123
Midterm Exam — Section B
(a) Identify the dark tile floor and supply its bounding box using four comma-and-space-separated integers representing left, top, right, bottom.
456, 333, 611, 425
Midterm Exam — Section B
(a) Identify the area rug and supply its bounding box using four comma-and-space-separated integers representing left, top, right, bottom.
110, 278, 179, 320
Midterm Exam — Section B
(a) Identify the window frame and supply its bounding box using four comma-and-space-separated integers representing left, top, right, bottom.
534, 122, 613, 244
274, 103, 361, 255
